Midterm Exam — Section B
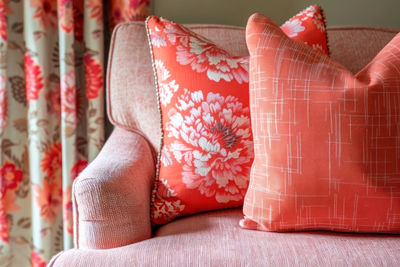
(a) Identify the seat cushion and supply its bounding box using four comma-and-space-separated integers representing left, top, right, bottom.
50, 208, 400, 266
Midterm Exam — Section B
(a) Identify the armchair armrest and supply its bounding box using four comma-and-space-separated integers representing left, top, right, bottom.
73, 127, 155, 249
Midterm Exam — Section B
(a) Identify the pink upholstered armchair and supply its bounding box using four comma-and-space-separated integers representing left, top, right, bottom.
49, 22, 400, 266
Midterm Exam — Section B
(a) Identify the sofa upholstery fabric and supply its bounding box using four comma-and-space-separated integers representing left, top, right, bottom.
73, 127, 155, 249
50, 209, 400, 266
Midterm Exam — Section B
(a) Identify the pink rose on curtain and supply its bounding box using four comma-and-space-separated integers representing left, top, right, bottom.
0, 75, 7, 134
25, 54, 44, 101
84, 54, 103, 99
30, 0, 58, 30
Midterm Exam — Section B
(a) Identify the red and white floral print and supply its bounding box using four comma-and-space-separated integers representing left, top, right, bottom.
281, 19, 305, 38
159, 22, 249, 84
0, 206, 10, 243
0, 162, 23, 243
147, 12, 328, 224
149, 31, 167, 48
63, 186, 73, 234
0, 162, 23, 198
25, 54, 44, 101
84, 54, 103, 99
58, 0, 74, 33
303, 5, 325, 32
73, 0, 84, 42
152, 178, 185, 223
0, 75, 7, 134
167, 90, 253, 203
41, 143, 62, 181
70, 159, 88, 180
86, 0, 103, 25
31, 251, 47, 267
47, 85, 62, 118
0, 1, 8, 42
155, 60, 179, 106
30, 0, 58, 30
61, 70, 77, 124
109, 0, 149, 28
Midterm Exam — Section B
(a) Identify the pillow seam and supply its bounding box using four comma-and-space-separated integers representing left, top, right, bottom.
145, 16, 164, 226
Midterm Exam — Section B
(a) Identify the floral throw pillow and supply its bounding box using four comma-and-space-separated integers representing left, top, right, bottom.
146, 5, 329, 225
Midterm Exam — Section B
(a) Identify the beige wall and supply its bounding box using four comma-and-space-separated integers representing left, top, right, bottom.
153, 0, 400, 28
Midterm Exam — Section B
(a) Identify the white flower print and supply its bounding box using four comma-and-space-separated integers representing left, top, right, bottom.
163, 23, 249, 84
281, 19, 305, 38
150, 31, 167, 48
155, 60, 179, 106
152, 178, 185, 222
160, 147, 173, 166
166, 89, 253, 203
302, 5, 325, 32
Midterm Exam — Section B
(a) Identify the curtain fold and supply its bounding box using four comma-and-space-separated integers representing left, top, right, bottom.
0, 0, 150, 266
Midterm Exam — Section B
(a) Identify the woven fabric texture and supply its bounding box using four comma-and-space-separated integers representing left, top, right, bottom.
49, 209, 400, 267
242, 13, 400, 232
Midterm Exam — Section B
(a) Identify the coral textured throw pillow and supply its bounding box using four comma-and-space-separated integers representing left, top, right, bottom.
146, 6, 329, 225
241, 13, 400, 233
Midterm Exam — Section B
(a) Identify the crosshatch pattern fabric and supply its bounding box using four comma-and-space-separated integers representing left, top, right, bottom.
241, 13, 400, 232
146, 6, 329, 225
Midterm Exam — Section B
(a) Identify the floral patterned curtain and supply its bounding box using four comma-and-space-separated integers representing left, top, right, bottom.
0, 0, 149, 266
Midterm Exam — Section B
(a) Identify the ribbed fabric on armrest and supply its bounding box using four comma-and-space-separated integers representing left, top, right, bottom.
73, 127, 155, 249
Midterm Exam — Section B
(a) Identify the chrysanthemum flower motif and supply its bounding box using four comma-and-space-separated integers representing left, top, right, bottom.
163, 23, 249, 84
84, 54, 103, 99
41, 143, 62, 181
166, 90, 253, 203
25, 54, 44, 101
155, 60, 179, 106
30, 0, 57, 31
281, 19, 305, 38
152, 178, 185, 223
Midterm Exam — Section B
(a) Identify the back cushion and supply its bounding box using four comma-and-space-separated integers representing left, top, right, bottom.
107, 22, 399, 152
107, 22, 248, 151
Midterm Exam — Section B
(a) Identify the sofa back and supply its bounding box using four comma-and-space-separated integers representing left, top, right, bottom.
106, 21, 399, 152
